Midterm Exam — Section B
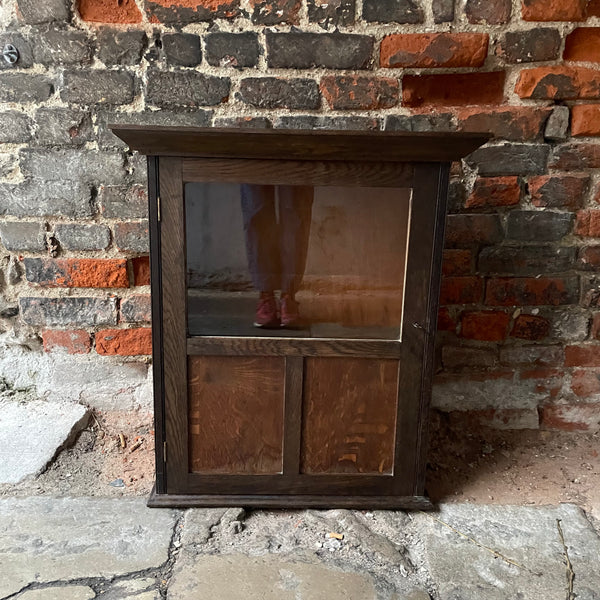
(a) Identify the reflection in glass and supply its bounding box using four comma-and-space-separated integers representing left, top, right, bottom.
185, 183, 411, 340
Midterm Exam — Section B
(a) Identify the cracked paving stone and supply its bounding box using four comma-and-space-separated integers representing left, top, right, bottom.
0, 497, 179, 599
14, 587, 95, 600
97, 577, 160, 599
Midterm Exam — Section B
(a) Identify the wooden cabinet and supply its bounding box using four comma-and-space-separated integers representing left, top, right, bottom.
111, 127, 488, 509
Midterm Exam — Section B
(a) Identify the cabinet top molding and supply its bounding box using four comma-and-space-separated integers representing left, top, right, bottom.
110, 125, 490, 163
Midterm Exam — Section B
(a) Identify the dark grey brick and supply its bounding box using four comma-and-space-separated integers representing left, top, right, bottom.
0, 33, 33, 69
442, 346, 498, 369
0, 111, 32, 143
466, 143, 550, 176
507, 211, 573, 242
17, 0, 69, 23
121, 295, 151, 323
275, 115, 380, 130
114, 221, 149, 253
214, 117, 272, 129
478, 245, 576, 275
146, 71, 230, 108
0, 74, 53, 103
433, 0, 454, 22
7, 256, 24, 285
205, 32, 260, 68
32, 30, 91, 65
0, 181, 92, 218
0, 155, 17, 179
145, 0, 240, 23
465, 0, 511, 24
544, 106, 569, 142
0, 221, 46, 252
363, 0, 424, 23
20, 297, 118, 327
54, 224, 111, 251
99, 185, 148, 219
385, 113, 454, 132
308, 0, 355, 27
162, 33, 201, 67
35, 108, 93, 146
96, 29, 147, 66
498, 28, 561, 63
61, 70, 135, 105
238, 78, 320, 109
250, 0, 301, 24
266, 32, 373, 69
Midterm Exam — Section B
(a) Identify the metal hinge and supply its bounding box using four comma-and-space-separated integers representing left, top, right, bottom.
163, 441, 167, 463
157, 196, 161, 222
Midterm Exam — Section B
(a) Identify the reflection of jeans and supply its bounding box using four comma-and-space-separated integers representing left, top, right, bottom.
241, 184, 313, 295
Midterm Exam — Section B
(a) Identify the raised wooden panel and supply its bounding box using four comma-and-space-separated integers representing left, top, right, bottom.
301, 358, 399, 475
188, 356, 285, 474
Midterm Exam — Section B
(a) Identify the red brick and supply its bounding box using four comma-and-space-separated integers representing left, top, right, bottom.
437, 307, 457, 332
439, 277, 484, 305
565, 345, 600, 367
442, 249, 472, 276
445, 214, 504, 247
42, 330, 91, 354
460, 310, 510, 341
132, 256, 150, 286
25, 258, 129, 288
96, 328, 152, 356
529, 174, 590, 209
380, 33, 488, 68
549, 143, 600, 170
579, 246, 600, 270
78, 0, 142, 23
466, 0, 511, 24
320, 76, 399, 110
510, 314, 550, 340
521, 0, 587, 21
564, 28, 600, 62
540, 404, 600, 431
485, 277, 579, 306
465, 176, 521, 209
571, 369, 600, 396
402, 72, 506, 107
588, 0, 600, 17
575, 210, 600, 237
145, 0, 239, 22
571, 105, 600, 137
592, 313, 600, 340
515, 66, 600, 100
456, 107, 551, 141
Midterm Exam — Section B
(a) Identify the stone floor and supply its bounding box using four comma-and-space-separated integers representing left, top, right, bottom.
1, 497, 599, 600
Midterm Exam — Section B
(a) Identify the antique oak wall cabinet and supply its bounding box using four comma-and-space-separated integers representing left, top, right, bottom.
111, 126, 488, 509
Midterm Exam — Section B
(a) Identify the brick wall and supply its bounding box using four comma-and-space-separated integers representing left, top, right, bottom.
0, 0, 599, 428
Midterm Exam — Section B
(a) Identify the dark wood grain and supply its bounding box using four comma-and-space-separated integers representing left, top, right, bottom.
301, 358, 399, 475
188, 356, 285, 474
283, 357, 303, 475
110, 125, 490, 163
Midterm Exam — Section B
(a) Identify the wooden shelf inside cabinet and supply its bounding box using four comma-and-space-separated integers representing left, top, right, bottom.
110, 125, 489, 509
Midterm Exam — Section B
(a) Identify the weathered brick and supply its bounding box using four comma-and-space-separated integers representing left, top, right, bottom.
545, 106, 570, 142
96, 328, 152, 356
238, 78, 320, 110
79, 0, 142, 22
363, 0, 423, 23
131, 256, 150, 286
515, 66, 600, 100
0, 111, 32, 143
20, 297, 118, 327
582, 275, 600, 307
437, 307, 457, 332
579, 246, 600, 270
575, 210, 600, 238
25, 258, 129, 288
591, 313, 600, 340
507, 211, 573, 242
563, 28, 600, 63
478, 245, 576, 275
0, 181, 92, 218
521, 0, 587, 21
445, 214, 504, 247
35, 108, 93, 147
442, 249, 472, 276
215, 117, 272, 129
0, 74, 53, 103
466, 143, 549, 176
500, 345, 564, 366
96, 30, 147, 66
381, 33, 487, 68
571, 105, 600, 137
162, 33, 201, 67
42, 329, 91, 354
114, 221, 149, 253
0, 33, 33, 70
17, 0, 69, 23
120, 295, 152, 323
275, 116, 379, 130
99, 185, 148, 219
571, 370, 600, 397
549, 143, 600, 170
565, 345, 600, 367
147, 71, 230, 108
550, 308, 591, 342
456, 107, 550, 141
33, 31, 91, 65
321, 76, 398, 110
540, 404, 600, 431
465, 0, 511, 24
403, 72, 505, 107
432, 0, 454, 22
308, 0, 355, 27
0, 221, 46, 252
497, 28, 561, 63
385, 113, 454, 133
511, 314, 550, 340
267, 32, 373, 70
146, 0, 238, 22
0, 154, 16, 179
61, 70, 135, 105
439, 276, 483, 304
250, 0, 301, 24
460, 310, 510, 341
486, 277, 579, 306
54, 224, 111, 251
205, 32, 259, 68
442, 346, 499, 369
529, 174, 589, 210
465, 176, 521, 208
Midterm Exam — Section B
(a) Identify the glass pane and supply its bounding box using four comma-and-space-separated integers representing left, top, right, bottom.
185, 183, 411, 340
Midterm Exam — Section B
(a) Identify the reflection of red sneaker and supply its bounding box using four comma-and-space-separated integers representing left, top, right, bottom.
280, 294, 301, 329
254, 292, 279, 328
